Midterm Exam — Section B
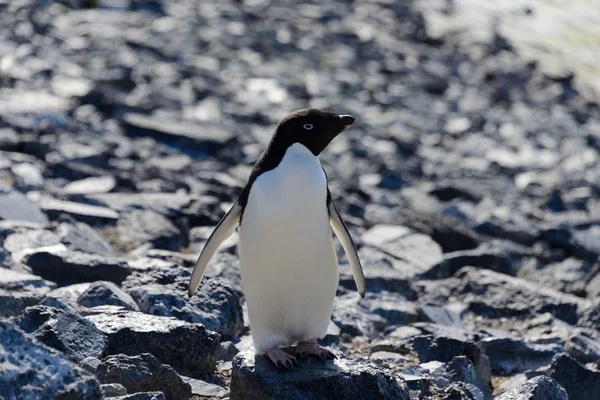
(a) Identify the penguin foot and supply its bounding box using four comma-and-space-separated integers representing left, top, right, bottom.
296, 340, 336, 362
264, 347, 298, 370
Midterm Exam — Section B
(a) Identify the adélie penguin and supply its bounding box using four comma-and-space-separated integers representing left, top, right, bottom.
188, 109, 366, 369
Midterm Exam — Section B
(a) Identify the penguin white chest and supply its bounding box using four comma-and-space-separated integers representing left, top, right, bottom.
238, 143, 339, 353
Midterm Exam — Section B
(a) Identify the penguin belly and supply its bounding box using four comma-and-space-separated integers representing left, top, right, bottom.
238, 144, 339, 354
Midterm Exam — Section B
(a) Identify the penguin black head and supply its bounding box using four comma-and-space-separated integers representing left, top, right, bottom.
272, 109, 355, 156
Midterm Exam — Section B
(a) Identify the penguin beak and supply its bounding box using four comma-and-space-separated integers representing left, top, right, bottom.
339, 115, 355, 127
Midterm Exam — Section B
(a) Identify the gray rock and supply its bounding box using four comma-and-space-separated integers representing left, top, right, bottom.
496, 376, 568, 400
86, 192, 192, 217
56, 222, 118, 256
0, 186, 48, 224
180, 376, 227, 398
548, 353, 600, 400
22, 247, 131, 285
79, 281, 139, 311
129, 278, 244, 338
86, 308, 220, 377
419, 247, 514, 280
478, 337, 562, 375
97, 353, 191, 400
64, 175, 117, 195
565, 330, 600, 364
417, 267, 591, 325
220, 341, 240, 362
39, 283, 92, 313
332, 293, 387, 337
103, 209, 182, 253
0, 320, 101, 399
0, 269, 54, 317
100, 383, 128, 397
17, 305, 107, 362
230, 350, 410, 400
437, 382, 485, 400
3, 228, 61, 262
37, 195, 119, 223
122, 112, 235, 151
446, 356, 493, 400
111, 393, 166, 400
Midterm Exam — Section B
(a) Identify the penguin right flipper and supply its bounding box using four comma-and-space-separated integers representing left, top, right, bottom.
328, 200, 366, 298
188, 202, 242, 298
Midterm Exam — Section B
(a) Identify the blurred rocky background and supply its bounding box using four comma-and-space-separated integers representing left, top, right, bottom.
1, 0, 599, 399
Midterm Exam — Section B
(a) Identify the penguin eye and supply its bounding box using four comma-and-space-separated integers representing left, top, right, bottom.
303, 124, 313, 130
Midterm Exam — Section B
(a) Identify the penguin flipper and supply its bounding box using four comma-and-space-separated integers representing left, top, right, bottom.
328, 201, 366, 298
188, 202, 242, 298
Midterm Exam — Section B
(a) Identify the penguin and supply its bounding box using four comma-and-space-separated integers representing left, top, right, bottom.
188, 109, 366, 369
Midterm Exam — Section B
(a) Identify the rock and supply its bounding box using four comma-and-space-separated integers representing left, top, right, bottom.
112, 393, 166, 400
419, 247, 514, 280
103, 209, 182, 253
230, 350, 410, 400
332, 293, 387, 337
478, 337, 562, 375
36, 195, 119, 223
22, 247, 131, 285
0, 320, 101, 399
417, 267, 591, 325
0, 269, 54, 317
565, 330, 600, 364
361, 225, 443, 271
122, 112, 235, 151
64, 175, 117, 195
101, 383, 128, 397
87, 308, 220, 377
437, 382, 486, 400
409, 335, 491, 385
446, 356, 493, 400
97, 353, 191, 400
129, 278, 244, 338
3, 228, 62, 262
85, 192, 192, 217
180, 376, 227, 398
496, 375, 568, 400
0, 186, 48, 224
17, 305, 107, 362
548, 353, 600, 400
38, 282, 92, 313
79, 281, 139, 311
56, 222, 118, 256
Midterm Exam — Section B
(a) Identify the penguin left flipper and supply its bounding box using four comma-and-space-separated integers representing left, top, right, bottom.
328, 200, 366, 298
188, 202, 242, 298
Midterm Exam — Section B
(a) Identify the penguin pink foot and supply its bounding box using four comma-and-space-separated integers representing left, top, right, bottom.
296, 339, 336, 362
264, 347, 299, 370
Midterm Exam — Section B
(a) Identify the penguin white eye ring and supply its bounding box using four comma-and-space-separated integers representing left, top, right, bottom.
303, 123, 313, 130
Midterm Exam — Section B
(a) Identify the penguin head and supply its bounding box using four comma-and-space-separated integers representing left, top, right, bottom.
273, 109, 355, 155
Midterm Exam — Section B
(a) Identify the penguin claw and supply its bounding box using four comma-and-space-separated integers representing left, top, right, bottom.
292, 358, 299, 368
265, 347, 297, 370
296, 340, 336, 362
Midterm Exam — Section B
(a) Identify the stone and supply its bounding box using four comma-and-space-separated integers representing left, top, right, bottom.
230, 350, 410, 400
79, 281, 140, 311
122, 113, 235, 151
22, 247, 131, 285
565, 330, 600, 364
419, 247, 514, 280
36, 196, 119, 223
548, 353, 600, 400
56, 222, 118, 256
180, 376, 227, 398
38, 283, 92, 313
97, 353, 191, 400
112, 393, 166, 400
0, 320, 101, 399
87, 309, 220, 377
129, 278, 244, 338
101, 383, 128, 397
64, 175, 117, 195
496, 376, 568, 400
17, 305, 107, 362
478, 337, 562, 375
0, 269, 54, 317
3, 228, 61, 262
103, 209, 182, 253
0, 186, 48, 224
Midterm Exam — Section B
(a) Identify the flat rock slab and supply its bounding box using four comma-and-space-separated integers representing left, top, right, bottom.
497, 376, 568, 400
87, 309, 220, 377
548, 353, 600, 400
22, 247, 131, 285
0, 320, 101, 399
0, 188, 48, 224
230, 350, 409, 400
17, 305, 107, 362
97, 353, 191, 400
0, 269, 54, 317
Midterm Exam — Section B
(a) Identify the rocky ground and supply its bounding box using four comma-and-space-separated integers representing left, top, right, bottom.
1, 0, 600, 399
